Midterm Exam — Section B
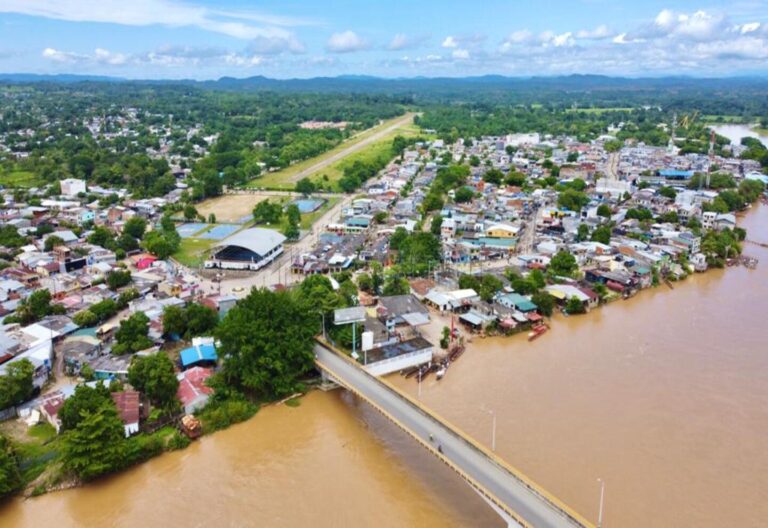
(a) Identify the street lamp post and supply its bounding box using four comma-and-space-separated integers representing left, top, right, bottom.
597, 478, 605, 528
321, 312, 327, 341
418, 368, 422, 399
483, 408, 496, 452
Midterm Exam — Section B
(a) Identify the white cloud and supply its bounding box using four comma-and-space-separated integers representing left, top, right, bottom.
94, 48, 129, 65
452, 48, 469, 60
247, 35, 305, 55
388, 33, 428, 51
0, 0, 309, 40
738, 22, 761, 35
326, 31, 369, 53
442, 36, 458, 48
41, 47, 87, 63
508, 30, 533, 44
612, 33, 630, 45
551, 32, 575, 47
576, 25, 612, 40
41, 45, 269, 69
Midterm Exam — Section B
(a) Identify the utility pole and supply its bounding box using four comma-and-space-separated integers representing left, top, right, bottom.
597, 478, 606, 528
418, 368, 422, 399
484, 408, 497, 452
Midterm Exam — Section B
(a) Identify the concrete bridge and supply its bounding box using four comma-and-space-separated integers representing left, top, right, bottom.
314, 341, 594, 528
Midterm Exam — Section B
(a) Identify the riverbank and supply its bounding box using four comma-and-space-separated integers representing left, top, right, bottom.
2, 206, 766, 528
389, 203, 768, 528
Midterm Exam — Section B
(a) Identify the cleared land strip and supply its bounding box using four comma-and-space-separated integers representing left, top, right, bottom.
251, 112, 416, 189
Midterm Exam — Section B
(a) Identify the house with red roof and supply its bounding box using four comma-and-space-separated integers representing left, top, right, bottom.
176, 367, 214, 414
111, 390, 141, 437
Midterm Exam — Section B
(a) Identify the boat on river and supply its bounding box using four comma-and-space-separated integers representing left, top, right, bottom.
528, 324, 548, 341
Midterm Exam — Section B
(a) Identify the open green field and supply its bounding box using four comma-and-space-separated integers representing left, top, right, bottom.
565, 107, 635, 114
248, 113, 421, 191
269, 121, 424, 192
701, 115, 747, 124
0, 170, 42, 188
174, 237, 216, 267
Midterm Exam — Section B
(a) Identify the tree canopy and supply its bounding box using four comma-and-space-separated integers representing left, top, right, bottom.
216, 288, 318, 399
128, 353, 179, 411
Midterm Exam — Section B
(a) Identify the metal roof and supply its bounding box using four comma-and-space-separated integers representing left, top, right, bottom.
212, 227, 286, 257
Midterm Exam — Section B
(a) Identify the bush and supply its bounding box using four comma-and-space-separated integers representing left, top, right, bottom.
196, 398, 259, 434
125, 433, 165, 465
167, 431, 191, 450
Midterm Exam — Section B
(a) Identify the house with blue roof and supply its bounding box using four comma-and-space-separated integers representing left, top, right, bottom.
180, 343, 218, 370
496, 292, 538, 313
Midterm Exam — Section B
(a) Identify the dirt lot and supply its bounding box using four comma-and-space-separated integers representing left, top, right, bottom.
196, 193, 277, 223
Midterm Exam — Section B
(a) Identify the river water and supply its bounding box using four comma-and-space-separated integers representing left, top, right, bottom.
2, 205, 767, 528
710, 123, 768, 148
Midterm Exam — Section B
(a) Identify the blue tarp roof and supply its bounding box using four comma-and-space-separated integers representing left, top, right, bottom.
180, 344, 218, 367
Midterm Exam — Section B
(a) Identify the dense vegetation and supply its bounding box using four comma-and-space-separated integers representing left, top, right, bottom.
0, 83, 406, 197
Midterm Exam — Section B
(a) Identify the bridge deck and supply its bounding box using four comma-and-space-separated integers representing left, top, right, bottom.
315, 343, 592, 528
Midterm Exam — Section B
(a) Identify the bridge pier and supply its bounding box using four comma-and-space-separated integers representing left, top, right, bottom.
473, 487, 524, 528
319, 370, 340, 391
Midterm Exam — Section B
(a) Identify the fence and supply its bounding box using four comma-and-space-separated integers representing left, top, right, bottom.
0, 406, 18, 421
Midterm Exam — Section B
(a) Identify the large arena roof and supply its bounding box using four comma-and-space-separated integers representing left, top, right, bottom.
212, 227, 286, 257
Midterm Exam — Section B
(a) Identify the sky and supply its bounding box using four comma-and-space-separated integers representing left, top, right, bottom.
0, 0, 767, 79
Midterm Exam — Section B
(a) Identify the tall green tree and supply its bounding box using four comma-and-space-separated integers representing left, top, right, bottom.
59, 383, 112, 431
549, 250, 578, 277
62, 402, 127, 481
128, 354, 179, 411
216, 289, 318, 399
0, 435, 22, 497
123, 217, 147, 240
0, 359, 34, 409
113, 312, 153, 355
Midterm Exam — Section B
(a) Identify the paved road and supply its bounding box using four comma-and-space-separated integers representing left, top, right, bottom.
315, 344, 591, 528
284, 113, 415, 184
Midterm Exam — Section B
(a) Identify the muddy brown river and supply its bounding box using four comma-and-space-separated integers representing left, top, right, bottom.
2, 205, 767, 528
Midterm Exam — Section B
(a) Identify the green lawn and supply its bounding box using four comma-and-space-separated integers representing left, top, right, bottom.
308, 122, 425, 192
174, 237, 217, 267
0, 170, 42, 188
0, 422, 61, 488
248, 113, 419, 191
565, 107, 635, 114
701, 115, 747, 124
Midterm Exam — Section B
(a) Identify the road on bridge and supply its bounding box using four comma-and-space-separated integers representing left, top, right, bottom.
315, 344, 592, 528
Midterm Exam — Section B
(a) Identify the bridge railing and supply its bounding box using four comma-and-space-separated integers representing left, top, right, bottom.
315, 338, 593, 528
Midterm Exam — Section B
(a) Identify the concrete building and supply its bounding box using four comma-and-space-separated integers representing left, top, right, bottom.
60, 178, 87, 197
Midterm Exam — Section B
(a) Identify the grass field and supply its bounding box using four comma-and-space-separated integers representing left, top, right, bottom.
701, 115, 747, 123
289, 121, 424, 192
0, 170, 42, 188
174, 237, 217, 267
565, 107, 635, 114
248, 113, 420, 191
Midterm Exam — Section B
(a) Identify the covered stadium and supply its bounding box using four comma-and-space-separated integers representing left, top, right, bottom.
204, 227, 286, 271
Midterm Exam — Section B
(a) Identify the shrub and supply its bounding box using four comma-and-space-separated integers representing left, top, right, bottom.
196, 399, 259, 434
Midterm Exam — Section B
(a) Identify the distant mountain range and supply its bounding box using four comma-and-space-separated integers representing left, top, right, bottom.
1, 72, 767, 93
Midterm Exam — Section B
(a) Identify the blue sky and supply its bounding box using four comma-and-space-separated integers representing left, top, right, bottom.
0, 0, 767, 79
